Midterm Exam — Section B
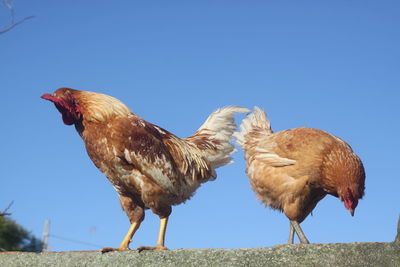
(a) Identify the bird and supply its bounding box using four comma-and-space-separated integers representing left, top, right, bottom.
41, 88, 249, 252
235, 106, 365, 244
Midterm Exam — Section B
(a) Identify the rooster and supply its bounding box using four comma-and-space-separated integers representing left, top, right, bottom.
235, 107, 365, 244
41, 88, 249, 251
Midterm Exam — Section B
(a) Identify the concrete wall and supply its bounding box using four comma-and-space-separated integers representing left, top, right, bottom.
1, 217, 399, 267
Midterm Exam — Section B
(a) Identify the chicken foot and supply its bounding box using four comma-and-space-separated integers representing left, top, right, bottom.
101, 220, 141, 253
138, 216, 169, 252
289, 220, 310, 244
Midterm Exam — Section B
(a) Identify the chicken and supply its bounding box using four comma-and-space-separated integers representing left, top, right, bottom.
235, 107, 365, 244
41, 88, 249, 251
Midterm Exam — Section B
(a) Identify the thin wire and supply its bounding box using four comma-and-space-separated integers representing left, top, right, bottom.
49, 234, 104, 249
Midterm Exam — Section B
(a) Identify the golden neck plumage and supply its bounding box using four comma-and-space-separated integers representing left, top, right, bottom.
76, 91, 134, 123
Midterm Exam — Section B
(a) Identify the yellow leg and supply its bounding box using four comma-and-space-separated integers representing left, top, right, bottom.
118, 221, 141, 250
156, 217, 168, 247
137, 216, 169, 251
101, 221, 141, 253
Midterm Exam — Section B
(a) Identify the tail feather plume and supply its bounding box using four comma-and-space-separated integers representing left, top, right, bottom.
186, 106, 249, 169
235, 106, 272, 147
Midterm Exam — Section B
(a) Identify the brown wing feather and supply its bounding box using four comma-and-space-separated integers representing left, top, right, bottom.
122, 116, 214, 192
121, 117, 182, 194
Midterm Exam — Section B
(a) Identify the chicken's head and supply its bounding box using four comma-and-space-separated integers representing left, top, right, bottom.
41, 88, 82, 125
325, 147, 365, 217
340, 188, 358, 216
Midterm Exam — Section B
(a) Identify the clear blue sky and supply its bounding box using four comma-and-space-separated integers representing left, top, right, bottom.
1, 1, 399, 251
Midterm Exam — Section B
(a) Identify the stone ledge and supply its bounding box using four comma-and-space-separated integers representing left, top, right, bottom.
1, 216, 399, 267
0, 241, 399, 267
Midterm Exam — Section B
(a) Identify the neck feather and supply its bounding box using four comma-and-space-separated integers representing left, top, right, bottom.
77, 91, 133, 122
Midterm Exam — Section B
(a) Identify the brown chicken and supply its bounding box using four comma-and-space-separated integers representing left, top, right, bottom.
41, 88, 249, 251
235, 107, 365, 244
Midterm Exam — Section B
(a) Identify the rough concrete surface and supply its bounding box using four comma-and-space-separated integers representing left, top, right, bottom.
0, 242, 399, 267
1, 217, 399, 267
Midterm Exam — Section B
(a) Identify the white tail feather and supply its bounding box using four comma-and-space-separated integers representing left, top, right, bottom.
187, 106, 249, 169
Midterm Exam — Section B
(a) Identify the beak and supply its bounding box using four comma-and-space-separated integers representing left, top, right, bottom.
350, 208, 355, 217
41, 93, 57, 102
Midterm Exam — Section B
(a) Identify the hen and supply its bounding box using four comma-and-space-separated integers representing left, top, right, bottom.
41, 88, 249, 251
235, 107, 365, 244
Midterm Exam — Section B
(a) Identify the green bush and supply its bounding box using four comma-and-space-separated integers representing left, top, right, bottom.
0, 216, 43, 252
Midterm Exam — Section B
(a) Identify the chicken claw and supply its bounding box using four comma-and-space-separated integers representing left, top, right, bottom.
137, 245, 169, 252
100, 247, 131, 253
